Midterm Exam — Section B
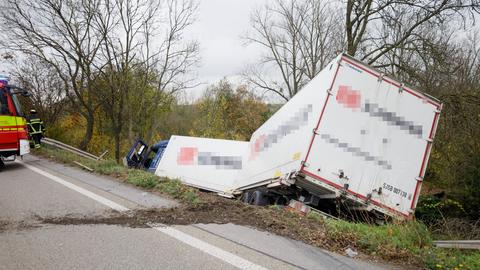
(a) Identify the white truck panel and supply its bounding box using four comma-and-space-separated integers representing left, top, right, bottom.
302, 56, 441, 217
232, 54, 440, 218
154, 135, 248, 193
233, 55, 342, 189
152, 54, 441, 219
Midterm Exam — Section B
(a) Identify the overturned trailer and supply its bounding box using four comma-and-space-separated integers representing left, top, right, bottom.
132, 54, 441, 220
155, 135, 248, 194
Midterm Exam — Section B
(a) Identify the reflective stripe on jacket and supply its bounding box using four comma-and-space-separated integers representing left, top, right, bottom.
27, 118, 44, 135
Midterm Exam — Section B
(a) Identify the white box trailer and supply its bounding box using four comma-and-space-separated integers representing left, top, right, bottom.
151, 54, 441, 219
154, 135, 248, 194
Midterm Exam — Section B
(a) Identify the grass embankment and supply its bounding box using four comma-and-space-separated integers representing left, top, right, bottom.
321, 216, 480, 269
34, 145, 200, 204
33, 145, 479, 269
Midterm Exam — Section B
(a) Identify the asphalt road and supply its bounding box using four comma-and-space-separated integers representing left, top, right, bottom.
0, 155, 396, 270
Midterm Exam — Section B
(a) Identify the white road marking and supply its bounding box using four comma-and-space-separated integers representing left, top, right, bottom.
18, 161, 129, 212
153, 226, 268, 270
19, 160, 269, 270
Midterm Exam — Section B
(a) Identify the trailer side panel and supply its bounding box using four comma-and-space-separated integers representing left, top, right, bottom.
155, 135, 248, 194
233, 56, 342, 189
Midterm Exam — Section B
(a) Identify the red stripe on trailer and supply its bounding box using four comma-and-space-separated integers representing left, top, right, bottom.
302, 169, 343, 190
301, 169, 411, 218
410, 111, 441, 210
340, 57, 441, 108
301, 60, 342, 171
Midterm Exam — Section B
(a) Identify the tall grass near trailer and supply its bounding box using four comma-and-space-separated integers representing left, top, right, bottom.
33, 145, 200, 204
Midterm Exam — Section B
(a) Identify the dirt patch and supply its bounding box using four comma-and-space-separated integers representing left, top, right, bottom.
0, 220, 8, 233
38, 192, 331, 249
0, 220, 43, 233
29, 152, 421, 267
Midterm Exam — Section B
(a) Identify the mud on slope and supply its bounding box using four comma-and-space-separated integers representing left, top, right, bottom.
0, 220, 42, 233
35, 192, 424, 267
39, 192, 331, 249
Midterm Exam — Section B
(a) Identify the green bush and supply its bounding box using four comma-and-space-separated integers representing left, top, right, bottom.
425, 249, 480, 270
416, 195, 466, 224
156, 179, 200, 204
35, 146, 201, 203
91, 160, 127, 175
35, 145, 83, 164
127, 169, 158, 189
325, 219, 431, 258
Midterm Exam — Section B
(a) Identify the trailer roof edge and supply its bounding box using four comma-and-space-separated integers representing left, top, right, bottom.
340, 53, 442, 107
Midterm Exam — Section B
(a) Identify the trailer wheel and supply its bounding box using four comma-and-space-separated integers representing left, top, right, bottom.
251, 190, 269, 206
274, 196, 287, 206
241, 191, 253, 204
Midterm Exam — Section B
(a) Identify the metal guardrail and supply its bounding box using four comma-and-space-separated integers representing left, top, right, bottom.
433, 240, 480, 250
42, 137, 101, 161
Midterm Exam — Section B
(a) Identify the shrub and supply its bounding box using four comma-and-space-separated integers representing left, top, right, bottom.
91, 160, 127, 176
325, 219, 431, 260
416, 195, 466, 224
425, 249, 480, 270
126, 169, 158, 189
156, 179, 200, 204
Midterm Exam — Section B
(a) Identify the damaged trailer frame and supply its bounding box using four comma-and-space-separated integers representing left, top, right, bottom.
135, 53, 441, 220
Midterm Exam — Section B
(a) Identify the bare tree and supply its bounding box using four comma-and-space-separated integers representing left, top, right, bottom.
246, 0, 479, 101
0, 0, 199, 155
94, 0, 199, 159
345, 0, 480, 65
244, 0, 343, 101
397, 30, 480, 218
142, 0, 200, 142
94, 0, 161, 161
0, 0, 111, 150
13, 56, 66, 125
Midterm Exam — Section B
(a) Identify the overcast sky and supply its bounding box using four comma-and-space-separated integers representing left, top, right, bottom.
181, 0, 268, 101
0, 0, 267, 101
2, 0, 478, 103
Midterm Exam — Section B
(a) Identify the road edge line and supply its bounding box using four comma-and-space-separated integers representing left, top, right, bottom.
18, 160, 129, 212
152, 225, 268, 270
18, 160, 269, 270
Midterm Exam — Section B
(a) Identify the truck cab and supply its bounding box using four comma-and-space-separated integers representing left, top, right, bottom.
0, 76, 30, 164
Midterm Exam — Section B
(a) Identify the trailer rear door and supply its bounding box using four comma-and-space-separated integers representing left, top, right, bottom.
301, 55, 441, 217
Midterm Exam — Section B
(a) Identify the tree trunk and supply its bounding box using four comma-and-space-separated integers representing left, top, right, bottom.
80, 111, 94, 151
114, 131, 121, 163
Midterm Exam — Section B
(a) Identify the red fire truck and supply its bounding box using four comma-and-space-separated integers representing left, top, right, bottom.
0, 75, 30, 169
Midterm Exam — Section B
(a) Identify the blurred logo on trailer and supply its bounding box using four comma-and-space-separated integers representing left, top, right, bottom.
336, 85, 423, 138
336, 85, 361, 109
177, 147, 242, 169
249, 104, 313, 160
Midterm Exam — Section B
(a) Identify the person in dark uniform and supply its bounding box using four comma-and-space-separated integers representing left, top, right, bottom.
26, 109, 45, 149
